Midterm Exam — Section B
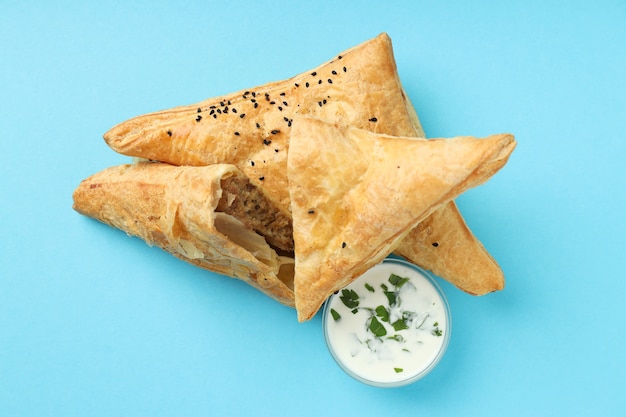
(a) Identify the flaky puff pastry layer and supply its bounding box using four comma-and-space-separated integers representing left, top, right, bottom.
103, 32, 509, 299
288, 117, 516, 321
73, 162, 295, 306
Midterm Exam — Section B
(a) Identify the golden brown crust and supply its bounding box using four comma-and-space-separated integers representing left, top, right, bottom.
288, 117, 516, 321
101, 32, 512, 304
72, 162, 295, 306
104, 33, 423, 218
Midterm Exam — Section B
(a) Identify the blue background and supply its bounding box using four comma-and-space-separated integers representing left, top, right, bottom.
2, 1, 625, 416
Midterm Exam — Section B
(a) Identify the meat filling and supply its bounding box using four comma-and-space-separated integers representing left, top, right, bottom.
217, 175, 294, 253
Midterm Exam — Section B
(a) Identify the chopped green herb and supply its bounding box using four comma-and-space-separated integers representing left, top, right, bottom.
364, 283, 375, 293
387, 334, 405, 342
351, 308, 359, 315
368, 316, 387, 337
384, 290, 397, 307
375, 305, 390, 322
392, 318, 409, 331
380, 283, 389, 292
433, 322, 439, 327
330, 308, 341, 321
433, 328, 443, 337
339, 289, 359, 309
389, 273, 409, 288
394, 367, 404, 373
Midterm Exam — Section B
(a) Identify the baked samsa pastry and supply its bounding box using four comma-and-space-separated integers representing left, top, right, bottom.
103, 32, 506, 297
288, 117, 516, 321
72, 162, 296, 306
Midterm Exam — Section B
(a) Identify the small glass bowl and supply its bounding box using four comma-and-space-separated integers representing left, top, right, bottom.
322, 258, 452, 387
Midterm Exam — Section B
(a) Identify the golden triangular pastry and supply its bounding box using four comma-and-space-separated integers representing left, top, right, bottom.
288, 117, 516, 321
101, 32, 509, 299
72, 162, 295, 306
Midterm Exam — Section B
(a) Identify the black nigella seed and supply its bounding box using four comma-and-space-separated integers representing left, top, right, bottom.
259, 176, 265, 181
254, 103, 258, 108
287, 120, 292, 127
213, 114, 217, 119
270, 101, 275, 105
283, 117, 289, 122
343, 66, 347, 72
250, 160, 255, 166
271, 130, 279, 135
240, 113, 246, 118
328, 79, 333, 84
209, 105, 216, 109
220, 101, 225, 106
341, 242, 347, 248
228, 100, 231, 105
210, 109, 215, 115
318, 79, 322, 84
323, 99, 327, 104
256, 123, 260, 128
369, 117, 378, 122
197, 108, 202, 113
234, 131, 240, 136
318, 101, 322, 107
251, 92, 256, 97
217, 109, 222, 114
223, 107, 228, 113
278, 106, 283, 111
305, 82, 309, 88
196, 115, 202, 122
332, 70, 337, 75
283, 101, 288, 106
280, 92, 286, 96
263, 139, 272, 145
432, 242, 439, 247
251, 98, 256, 103
311, 71, 317, 76
232, 108, 237, 113
338, 55, 343, 59
295, 83, 299, 87
167, 130, 172, 136
308, 209, 315, 214
274, 148, 279, 153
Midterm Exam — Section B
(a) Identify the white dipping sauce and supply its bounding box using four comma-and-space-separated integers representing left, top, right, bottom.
323, 258, 451, 387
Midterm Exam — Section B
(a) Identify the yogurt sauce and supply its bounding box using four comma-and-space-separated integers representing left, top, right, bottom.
323, 258, 451, 387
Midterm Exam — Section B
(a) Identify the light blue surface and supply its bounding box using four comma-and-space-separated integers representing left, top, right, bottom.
1, 1, 625, 416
